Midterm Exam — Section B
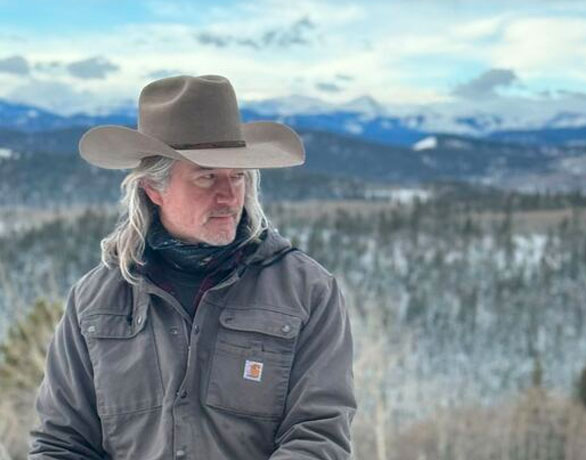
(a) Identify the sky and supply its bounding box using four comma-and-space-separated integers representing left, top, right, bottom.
1, 0, 585, 116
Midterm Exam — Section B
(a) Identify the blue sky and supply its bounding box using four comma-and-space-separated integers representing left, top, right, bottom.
1, 0, 585, 117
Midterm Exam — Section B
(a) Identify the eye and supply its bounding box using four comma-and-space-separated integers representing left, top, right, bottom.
231, 172, 245, 181
193, 173, 215, 187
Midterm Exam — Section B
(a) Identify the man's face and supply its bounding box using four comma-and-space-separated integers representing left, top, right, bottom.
144, 160, 246, 246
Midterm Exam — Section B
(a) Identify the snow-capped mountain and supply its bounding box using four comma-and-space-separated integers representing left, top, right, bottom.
0, 100, 68, 131
545, 111, 586, 129
240, 95, 335, 116
338, 95, 387, 119
0, 99, 137, 132
1, 94, 585, 147
242, 95, 586, 142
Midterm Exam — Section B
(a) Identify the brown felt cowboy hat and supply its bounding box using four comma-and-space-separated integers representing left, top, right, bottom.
79, 75, 305, 169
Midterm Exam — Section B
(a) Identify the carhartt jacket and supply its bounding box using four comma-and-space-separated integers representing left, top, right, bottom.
29, 229, 356, 459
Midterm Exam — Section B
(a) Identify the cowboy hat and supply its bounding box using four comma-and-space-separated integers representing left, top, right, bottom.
79, 75, 305, 169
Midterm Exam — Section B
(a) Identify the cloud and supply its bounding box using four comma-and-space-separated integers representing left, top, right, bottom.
67, 57, 119, 80
450, 16, 506, 40
3, 0, 585, 113
0, 55, 30, 75
316, 82, 342, 93
336, 74, 353, 81
452, 69, 518, 99
6, 80, 95, 114
261, 16, 315, 47
237, 38, 261, 50
493, 17, 586, 72
194, 16, 317, 50
557, 90, 586, 100
34, 61, 62, 71
196, 32, 230, 48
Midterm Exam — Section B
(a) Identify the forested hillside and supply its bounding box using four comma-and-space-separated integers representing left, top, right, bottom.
3, 189, 586, 458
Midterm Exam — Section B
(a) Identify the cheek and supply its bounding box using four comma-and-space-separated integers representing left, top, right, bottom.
177, 195, 209, 225
236, 183, 246, 203
161, 189, 207, 226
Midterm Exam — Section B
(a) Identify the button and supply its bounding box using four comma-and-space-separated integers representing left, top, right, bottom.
87, 325, 96, 333
170, 327, 179, 336
180, 390, 187, 399
193, 325, 200, 334
136, 315, 143, 325
176, 449, 186, 458
281, 324, 291, 333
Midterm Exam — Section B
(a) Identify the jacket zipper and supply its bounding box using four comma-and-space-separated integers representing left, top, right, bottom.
179, 269, 243, 396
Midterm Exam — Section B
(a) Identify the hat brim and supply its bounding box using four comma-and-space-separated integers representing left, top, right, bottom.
79, 121, 305, 170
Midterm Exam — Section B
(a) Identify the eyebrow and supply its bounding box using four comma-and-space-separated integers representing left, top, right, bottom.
191, 167, 215, 175
190, 167, 244, 176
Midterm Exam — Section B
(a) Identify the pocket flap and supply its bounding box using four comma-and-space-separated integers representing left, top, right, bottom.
220, 308, 301, 339
80, 302, 149, 339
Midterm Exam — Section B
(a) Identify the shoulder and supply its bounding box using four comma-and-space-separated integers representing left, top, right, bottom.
250, 248, 337, 321
285, 248, 334, 283
70, 263, 132, 318
253, 228, 334, 291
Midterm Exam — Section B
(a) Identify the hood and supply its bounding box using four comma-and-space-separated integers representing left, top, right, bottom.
243, 227, 295, 268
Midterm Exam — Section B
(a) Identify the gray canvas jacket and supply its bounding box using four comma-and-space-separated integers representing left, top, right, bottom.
29, 229, 356, 459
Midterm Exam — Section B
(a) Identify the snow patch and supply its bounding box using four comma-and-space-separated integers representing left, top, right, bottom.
413, 136, 438, 151
344, 121, 364, 135
364, 187, 432, 203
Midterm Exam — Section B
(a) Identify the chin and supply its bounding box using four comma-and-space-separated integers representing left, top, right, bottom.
202, 232, 237, 247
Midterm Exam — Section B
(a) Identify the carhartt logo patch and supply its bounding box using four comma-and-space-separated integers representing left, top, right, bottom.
243, 360, 263, 382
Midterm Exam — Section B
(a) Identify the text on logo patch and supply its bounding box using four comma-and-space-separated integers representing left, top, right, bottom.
243, 360, 263, 382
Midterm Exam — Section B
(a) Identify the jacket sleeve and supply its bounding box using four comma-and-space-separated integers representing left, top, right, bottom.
29, 285, 106, 459
271, 275, 357, 459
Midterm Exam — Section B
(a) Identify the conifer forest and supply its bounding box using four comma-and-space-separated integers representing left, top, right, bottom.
3, 182, 586, 459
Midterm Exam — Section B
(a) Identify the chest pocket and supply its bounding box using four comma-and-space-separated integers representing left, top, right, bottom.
80, 302, 164, 417
205, 307, 302, 420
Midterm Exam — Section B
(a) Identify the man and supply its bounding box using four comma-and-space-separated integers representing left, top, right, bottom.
29, 75, 356, 459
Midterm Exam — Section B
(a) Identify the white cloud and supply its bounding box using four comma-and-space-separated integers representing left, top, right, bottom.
6, 80, 95, 114
67, 56, 119, 79
493, 17, 586, 73
0, 55, 30, 75
450, 16, 507, 40
1, 0, 585, 113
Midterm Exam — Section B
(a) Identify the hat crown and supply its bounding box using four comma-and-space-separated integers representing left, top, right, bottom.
137, 75, 243, 147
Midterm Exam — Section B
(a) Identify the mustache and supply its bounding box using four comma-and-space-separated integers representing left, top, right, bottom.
208, 208, 239, 218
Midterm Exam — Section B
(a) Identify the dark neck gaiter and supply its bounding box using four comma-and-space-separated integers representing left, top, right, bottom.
145, 209, 255, 275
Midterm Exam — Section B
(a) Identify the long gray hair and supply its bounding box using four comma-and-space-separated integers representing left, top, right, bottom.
101, 156, 271, 284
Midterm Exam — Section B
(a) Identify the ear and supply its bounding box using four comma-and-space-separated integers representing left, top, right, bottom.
142, 181, 164, 206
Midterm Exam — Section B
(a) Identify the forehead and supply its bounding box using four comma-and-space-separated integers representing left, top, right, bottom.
171, 160, 244, 176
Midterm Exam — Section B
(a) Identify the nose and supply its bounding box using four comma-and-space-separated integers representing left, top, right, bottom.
215, 176, 238, 204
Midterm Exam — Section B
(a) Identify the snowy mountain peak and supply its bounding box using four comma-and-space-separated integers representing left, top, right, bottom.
339, 95, 386, 117
241, 95, 334, 116
546, 111, 586, 129
413, 136, 438, 151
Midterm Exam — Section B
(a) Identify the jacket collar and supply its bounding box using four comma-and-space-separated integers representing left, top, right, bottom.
243, 228, 294, 267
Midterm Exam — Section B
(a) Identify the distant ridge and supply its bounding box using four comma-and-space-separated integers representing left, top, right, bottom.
1, 96, 585, 147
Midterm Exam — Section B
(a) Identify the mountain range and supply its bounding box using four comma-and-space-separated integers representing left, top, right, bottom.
2, 96, 586, 147
1, 95, 586, 200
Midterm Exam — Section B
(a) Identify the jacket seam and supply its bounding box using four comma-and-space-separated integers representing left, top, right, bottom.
99, 403, 164, 418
